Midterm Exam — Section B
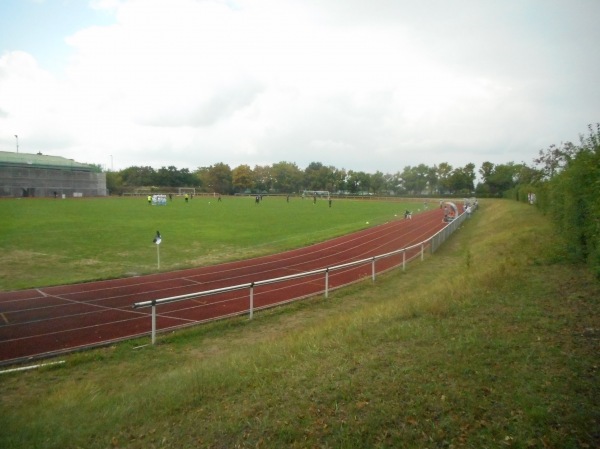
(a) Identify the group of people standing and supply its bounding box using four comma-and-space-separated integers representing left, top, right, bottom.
147, 193, 192, 204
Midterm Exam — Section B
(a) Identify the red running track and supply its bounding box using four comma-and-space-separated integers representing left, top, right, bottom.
0, 208, 447, 365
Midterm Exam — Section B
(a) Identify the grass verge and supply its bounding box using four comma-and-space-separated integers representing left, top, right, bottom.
0, 199, 598, 448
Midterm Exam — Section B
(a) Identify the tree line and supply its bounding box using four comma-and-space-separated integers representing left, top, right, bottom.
105, 159, 540, 198
104, 123, 599, 276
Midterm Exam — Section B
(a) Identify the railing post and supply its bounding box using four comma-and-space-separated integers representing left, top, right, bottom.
371, 257, 376, 283
402, 250, 406, 271
325, 268, 329, 298
249, 283, 254, 319
421, 243, 424, 261
151, 301, 156, 345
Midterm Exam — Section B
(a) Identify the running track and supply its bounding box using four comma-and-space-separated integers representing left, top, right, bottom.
0, 208, 447, 365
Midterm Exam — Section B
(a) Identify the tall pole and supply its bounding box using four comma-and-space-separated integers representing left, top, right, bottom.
14, 135, 18, 153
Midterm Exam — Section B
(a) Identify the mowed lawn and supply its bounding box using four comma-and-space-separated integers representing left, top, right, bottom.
0, 195, 424, 291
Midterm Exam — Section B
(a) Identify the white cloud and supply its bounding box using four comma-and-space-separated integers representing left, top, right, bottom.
1, 0, 599, 172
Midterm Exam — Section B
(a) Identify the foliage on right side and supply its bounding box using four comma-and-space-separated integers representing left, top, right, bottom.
510, 123, 600, 279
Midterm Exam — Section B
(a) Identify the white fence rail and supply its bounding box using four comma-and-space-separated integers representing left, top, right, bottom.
133, 211, 468, 344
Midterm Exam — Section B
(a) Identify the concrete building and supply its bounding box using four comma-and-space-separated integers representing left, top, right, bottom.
0, 151, 107, 197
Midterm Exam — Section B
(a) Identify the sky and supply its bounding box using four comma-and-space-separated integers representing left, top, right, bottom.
1, 0, 598, 173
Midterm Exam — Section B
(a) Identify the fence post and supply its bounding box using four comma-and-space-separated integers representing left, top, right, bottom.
151, 301, 156, 345
402, 250, 406, 271
325, 268, 329, 298
421, 243, 425, 261
371, 257, 376, 283
249, 283, 254, 319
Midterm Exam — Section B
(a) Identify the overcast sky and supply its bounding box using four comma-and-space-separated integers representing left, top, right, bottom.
1, 0, 598, 173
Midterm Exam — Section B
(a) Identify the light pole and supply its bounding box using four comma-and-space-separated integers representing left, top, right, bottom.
14, 135, 18, 153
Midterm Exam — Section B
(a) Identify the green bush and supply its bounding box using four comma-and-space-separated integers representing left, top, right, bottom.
533, 124, 600, 277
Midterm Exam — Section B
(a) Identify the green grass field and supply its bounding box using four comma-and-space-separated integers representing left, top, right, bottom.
0, 195, 423, 291
0, 199, 598, 448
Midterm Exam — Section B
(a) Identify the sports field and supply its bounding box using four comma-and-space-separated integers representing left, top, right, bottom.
0, 206, 447, 364
1, 195, 428, 291
1, 200, 598, 449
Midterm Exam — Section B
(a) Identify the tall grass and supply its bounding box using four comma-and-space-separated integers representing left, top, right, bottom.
0, 199, 598, 448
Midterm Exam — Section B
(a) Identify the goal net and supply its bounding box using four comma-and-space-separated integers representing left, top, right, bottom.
178, 187, 196, 196
302, 190, 330, 197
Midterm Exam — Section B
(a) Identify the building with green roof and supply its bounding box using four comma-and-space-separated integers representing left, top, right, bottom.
0, 151, 107, 197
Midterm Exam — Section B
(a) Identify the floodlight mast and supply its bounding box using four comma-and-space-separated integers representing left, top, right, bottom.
14, 135, 19, 153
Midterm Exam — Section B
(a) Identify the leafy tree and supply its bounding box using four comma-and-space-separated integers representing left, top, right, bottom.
370, 171, 386, 194
383, 172, 400, 194
393, 168, 407, 194
346, 170, 370, 193
487, 162, 519, 196
476, 162, 526, 197
396, 164, 439, 195
426, 165, 439, 194
271, 161, 303, 193
88, 163, 103, 173
414, 164, 431, 194
399, 166, 419, 194
330, 167, 348, 193
179, 168, 196, 186
534, 141, 579, 180
448, 163, 476, 194
120, 166, 156, 187
155, 166, 193, 187
514, 164, 541, 186
105, 171, 124, 195
474, 181, 491, 197
205, 163, 232, 194
537, 123, 600, 277
252, 165, 272, 193
232, 164, 254, 193
303, 162, 332, 190
436, 162, 453, 193
194, 166, 209, 190
479, 161, 495, 185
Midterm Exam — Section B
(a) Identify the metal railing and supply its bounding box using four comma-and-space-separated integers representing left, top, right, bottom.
133, 211, 468, 344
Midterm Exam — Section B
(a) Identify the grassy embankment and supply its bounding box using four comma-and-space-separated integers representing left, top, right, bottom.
0, 199, 598, 448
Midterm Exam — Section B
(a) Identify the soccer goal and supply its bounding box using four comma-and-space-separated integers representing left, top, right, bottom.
302, 190, 330, 197
178, 187, 196, 196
